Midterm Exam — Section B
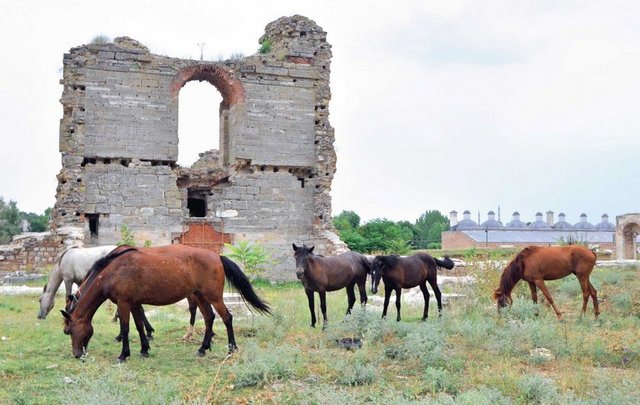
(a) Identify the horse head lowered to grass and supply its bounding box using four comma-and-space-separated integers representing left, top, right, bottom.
61, 244, 271, 362
493, 245, 599, 320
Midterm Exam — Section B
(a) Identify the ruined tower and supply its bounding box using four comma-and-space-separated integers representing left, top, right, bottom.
53, 15, 345, 279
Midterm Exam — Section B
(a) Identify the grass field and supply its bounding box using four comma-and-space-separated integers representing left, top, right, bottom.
1, 260, 639, 404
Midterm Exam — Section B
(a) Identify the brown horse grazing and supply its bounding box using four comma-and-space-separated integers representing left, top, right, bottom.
292, 244, 370, 329
370, 253, 454, 321
492, 245, 599, 320
61, 245, 270, 361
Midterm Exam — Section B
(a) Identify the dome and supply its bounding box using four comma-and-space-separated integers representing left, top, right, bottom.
480, 219, 504, 228
594, 221, 615, 230
506, 211, 527, 228
455, 219, 479, 229
553, 221, 574, 230
574, 213, 594, 230
529, 220, 551, 229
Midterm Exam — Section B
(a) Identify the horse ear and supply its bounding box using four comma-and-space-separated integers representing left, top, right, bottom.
292, 243, 298, 252
309, 246, 315, 253
60, 310, 71, 320
68, 294, 75, 302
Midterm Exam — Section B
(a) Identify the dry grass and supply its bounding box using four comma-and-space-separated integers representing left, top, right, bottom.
1, 262, 639, 403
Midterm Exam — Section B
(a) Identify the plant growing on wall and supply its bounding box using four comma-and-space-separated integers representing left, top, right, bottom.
224, 240, 271, 278
117, 224, 136, 246
258, 38, 272, 54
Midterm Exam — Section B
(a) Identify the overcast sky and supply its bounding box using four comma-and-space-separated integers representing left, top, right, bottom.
1, 0, 638, 225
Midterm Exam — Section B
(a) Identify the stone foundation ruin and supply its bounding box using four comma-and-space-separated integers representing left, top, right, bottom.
51, 15, 345, 280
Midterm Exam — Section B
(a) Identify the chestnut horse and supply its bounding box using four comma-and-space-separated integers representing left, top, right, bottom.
371, 253, 454, 321
62, 245, 270, 361
292, 244, 370, 329
493, 245, 599, 319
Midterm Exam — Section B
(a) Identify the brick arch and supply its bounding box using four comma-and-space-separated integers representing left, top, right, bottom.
169, 64, 244, 107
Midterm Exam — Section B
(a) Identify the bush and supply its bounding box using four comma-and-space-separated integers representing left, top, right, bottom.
230, 343, 299, 388
224, 240, 271, 278
517, 374, 559, 404
334, 359, 377, 386
258, 38, 272, 54
422, 367, 460, 395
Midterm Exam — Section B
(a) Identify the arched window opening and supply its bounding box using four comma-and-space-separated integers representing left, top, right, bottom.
178, 81, 223, 167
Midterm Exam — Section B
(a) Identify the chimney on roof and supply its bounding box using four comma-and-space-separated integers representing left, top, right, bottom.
535, 212, 543, 222
449, 210, 458, 227
546, 211, 554, 227
601, 213, 609, 224
487, 210, 496, 221
580, 213, 588, 223
558, 212, 566, 221
513, 211, 520, 221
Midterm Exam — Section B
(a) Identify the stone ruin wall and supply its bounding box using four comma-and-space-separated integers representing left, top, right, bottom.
51, 15, 345, 280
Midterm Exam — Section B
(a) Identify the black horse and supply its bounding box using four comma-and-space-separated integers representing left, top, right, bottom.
293, 244, 370, 329
371, 253, 454, 321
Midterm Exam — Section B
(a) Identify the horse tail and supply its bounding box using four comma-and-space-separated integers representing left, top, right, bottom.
358, 254, 372, 274
434, 256, 454, 270
220, 256, 271, 315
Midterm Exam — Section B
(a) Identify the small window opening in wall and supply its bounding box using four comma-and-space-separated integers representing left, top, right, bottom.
187, 190, 207, 217
104, 158, 111, 164
319, 215, 323, 220
260, 165, 266, 171
300, 31, 307, 37
298, 178, 305, 188
86, 214, 99, 238
273, 166, 279, 173
120, 159, 130, 167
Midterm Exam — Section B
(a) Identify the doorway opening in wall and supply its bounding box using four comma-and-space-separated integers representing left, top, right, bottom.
187, 189, 207, 217
86, 214, 99, 238
178, 81, 223, 167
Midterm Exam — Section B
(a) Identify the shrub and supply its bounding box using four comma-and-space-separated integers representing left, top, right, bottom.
422, 367, 460, 395
230, 343, 299, 388
224, 240, 271, 278
90, 35, 111, 44
517, 374, 559, 404
117, 224, 136, 246
334, 359, 377, 386
258, 38, 272, 54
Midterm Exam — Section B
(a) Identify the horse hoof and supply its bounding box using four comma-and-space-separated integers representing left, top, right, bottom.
140, 352, 149, 358
146, 335, 154, 341
114, 336, 123, 342
228, 344, 238, 354
117, 357, 127, 363
196, 350, 206, 357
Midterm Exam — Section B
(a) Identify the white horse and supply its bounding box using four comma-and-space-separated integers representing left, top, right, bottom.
38, 244, 117, 319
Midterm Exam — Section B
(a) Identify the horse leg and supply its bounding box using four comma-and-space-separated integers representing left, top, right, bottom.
63, 278, 74, 297
428, 278, 443, 317
116, 303, 132, 362
534, 280, 562, 320
193, 295, 215, 356
589, 281, 600, 317
357, 279, 368, 307
183, 296, 198, 340
131, 305, 150, 357
346, 282, 356, 315
382, 287, 392, 319
209, 297, 236, 353
139, 305, 154, 340
114, 305, 124, 342
319, 291, 328, 330
305, 289, 317, 328
395, 288, 402, 322
419, 282, 431, 321
528, 282, 539, 316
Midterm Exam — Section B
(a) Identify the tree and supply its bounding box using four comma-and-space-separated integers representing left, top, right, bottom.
360, 219, 412, 254
21, 207, 51, 232
0, 197, 21, 244
224, 240, 271, 279
412, 210, 449, 249
333, 210, 361, 232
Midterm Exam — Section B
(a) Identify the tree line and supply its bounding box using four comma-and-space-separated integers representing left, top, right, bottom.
332, 210, 450, 255
0, 197, 51, 244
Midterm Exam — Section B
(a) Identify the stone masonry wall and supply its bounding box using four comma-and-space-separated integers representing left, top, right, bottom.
0, 233, 62, 272
52, 15, 345, 278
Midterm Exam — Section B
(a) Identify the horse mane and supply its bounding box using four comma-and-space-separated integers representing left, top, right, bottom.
374, 255, 400, 272
81, 246, 138, 290
493, 246, 538, 300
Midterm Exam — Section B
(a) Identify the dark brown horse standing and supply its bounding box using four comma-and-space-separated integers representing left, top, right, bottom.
493, 245, 599, 320
62, 245, 270, 361
371, 253, 454, 321
292, 244, 370, 329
